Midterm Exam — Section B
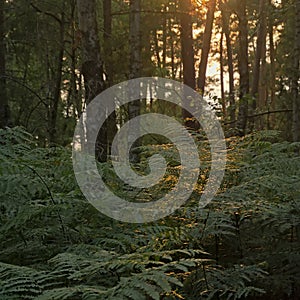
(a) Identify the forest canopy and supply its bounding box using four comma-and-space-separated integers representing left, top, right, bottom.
0, 0, 299, 143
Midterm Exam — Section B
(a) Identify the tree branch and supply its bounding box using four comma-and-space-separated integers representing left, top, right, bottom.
30, 2, 62, 24
247, 109, 292, 118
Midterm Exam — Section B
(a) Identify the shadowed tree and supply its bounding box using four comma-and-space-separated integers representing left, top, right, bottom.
292, 0, 300, 142
250, 0, 267, 129
180, 0, 195, 90
179, 0, 199, 130
77, 0, 107, 161
30, 2, 67, 144
236, 0, 250, 135
198, 0, 217, 96
103, 0, 118, 155
0, 0, 10, 128
128, 0, 142, 162
221, 0, 235, 125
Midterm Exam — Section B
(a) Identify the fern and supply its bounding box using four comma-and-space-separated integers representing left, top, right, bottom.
0, 128, 299, 299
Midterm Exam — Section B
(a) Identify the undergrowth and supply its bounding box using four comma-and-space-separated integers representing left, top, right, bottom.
0, 127, 299, 299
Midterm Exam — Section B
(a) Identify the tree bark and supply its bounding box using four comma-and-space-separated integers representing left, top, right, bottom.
104, 0, 118, 156
153, 30, 162, 68
49, 9, 65, 144
198, 0, 216, 96
128, 0, 142, 162
77, 0, 105, 102
129, 0, 141, 80
220, 32, 227, 120
292, 0, 300, 142
70, 0, 81, 119
103, 0, 113, 86
221, 0, 235, 125
269, 19, 276, 126
162, 5, 167, 69
0, 0, 10, 128
179, 0, 198, 130
250, 0, 267, 129
77, 0, 107, 161
170, 18, 176, 79
265, 0, 277, 129
180, 0, 196, 90
236, 1, 250, 135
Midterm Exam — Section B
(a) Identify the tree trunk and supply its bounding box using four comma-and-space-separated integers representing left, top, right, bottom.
179, 0, 198, 129
170, 18, 176, 79
250, 0, 267, 129
70, 0, 81, 119
292, 0, 300, 142
49, 10, 65, 144
221, 0, 235, 125
153, 30, 162, 68
162, 5, 167, 69
180, 0, 195, 90
129, 0, 141, 80
236, 1, 250, 135
128, 0, 141, 162
103, 0, 113, 86
104, 0, 118, 157
198, 0, 216, 95
258, 30, 267, 130
77, 0, 107, 161
220, 32, 227, 120
269, 19, 276, 128
0, 0, 10, 128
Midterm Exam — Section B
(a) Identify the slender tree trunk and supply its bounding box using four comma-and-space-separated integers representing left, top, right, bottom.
220, 32, 227, 120
104, 0, 113, 86
236, 1, 250, 135
30, 3, 66, 143
104, 0, 118, 157
292, 0, 300, 142
77, 0, 105, 101
0, 0, 10, 128
170, 18, 176, 79
258, 29, 267, 129
251, 0, 267, 102
49, 10, 65, 144
70, 0, 81, 119
180, 0, 195, 90
269, 17, 276, 128
128, 0, 141, 162
221, 1, 235, 125
77, 0, 107, 161
198, 0, 216, 95
179, 0, 198, 129
153, 30, 162, 68
250, 0, 267, 129
162, 5, 167, 69
269, 23, 276, 108
129, 0, 141, 80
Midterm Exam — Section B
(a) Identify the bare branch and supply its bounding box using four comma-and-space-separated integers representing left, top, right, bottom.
30, 2, 62, 24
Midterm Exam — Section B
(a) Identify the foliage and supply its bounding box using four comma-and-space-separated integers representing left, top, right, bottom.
0, 128, 299, 299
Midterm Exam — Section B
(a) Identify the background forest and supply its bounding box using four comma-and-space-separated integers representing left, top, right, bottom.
0, 0, 300, 299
